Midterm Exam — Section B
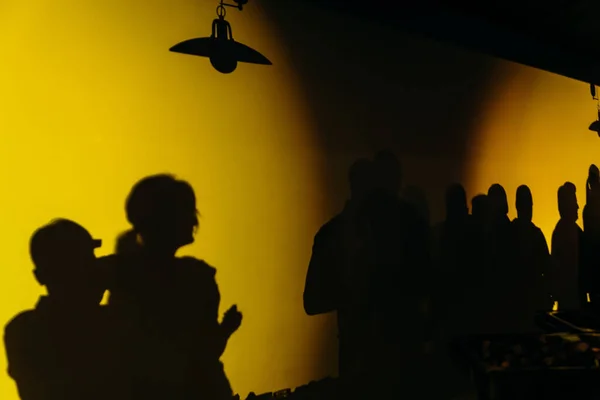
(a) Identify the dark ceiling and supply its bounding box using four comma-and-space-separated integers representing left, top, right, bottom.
439, 0, 600, 54
303, 0, 600, 86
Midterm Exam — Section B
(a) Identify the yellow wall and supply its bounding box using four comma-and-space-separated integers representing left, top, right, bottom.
467, 61, 598, 242
3, 1, 596, 398
0, 0, 328, 397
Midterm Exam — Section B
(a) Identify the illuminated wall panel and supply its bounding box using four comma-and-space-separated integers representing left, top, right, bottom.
0, 0, 325, 398
467, 62, 596, 241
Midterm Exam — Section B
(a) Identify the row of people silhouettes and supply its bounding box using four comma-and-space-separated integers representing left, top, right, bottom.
304, 155, 600, 395
5, 174, 242, 400
436, 182, 555, 336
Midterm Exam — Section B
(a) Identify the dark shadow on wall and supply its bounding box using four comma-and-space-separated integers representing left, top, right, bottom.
266, 2, 496, 220
264, 0, 498, 379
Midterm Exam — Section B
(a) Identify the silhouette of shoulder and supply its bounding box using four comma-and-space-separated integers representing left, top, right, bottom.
170, 257, 221, 331
4, 309, 40, 380
5, 310, 37, 348
176, 257, 219, 293
177, 256, 217, 277
314, 215, 343, 241
5, 310, 36, 337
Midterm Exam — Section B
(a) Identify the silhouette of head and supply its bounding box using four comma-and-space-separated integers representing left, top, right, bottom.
126, 174, 198, 254
516, 185, 533, 222
348, 158, 373, 201
403, 185, 430, 223
487, 184, 509, 217
30, 219, 103, 305
471, 194, 489, 221
445, 183, 468, 220
589, 164, 600, 189
373, 150, 401, 194
361, 187, 401, 230
558, 182, 579, 222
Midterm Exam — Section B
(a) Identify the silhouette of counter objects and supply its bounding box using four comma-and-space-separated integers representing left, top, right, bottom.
4, 219, 127, 400
246, 393, 273, 400
291, 377, 338, 400
246, 378, 339, 400
99, 174, 242, 399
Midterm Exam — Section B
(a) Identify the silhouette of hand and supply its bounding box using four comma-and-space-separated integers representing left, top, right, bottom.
222, 305, 242, 335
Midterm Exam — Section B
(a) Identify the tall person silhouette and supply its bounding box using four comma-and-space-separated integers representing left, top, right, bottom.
304, 158, 375, 382
367, 151, 432, 398
484, 184, 516, 332
100, 174, 241, 400
582, 165, 600, 306
552, 182, 584, 310
511, 185, 552, 330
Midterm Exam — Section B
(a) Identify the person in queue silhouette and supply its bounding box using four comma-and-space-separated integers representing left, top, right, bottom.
582, 165, 600, 306
435, 184, 478, 335
403, 185, 430, 226
484, 183, 516, 332
511, 185, 552, 329
470, 194, 490, 290
585, 165, 600, 222
471, 194, 490, 228
373, 150, 402, 196
434, 186, 482, 400
303, 158, 375, 382
552, 182, 584, 310
487, 184, 512, 248
366, 151, 433, 398
100, 174, 241, 400
4, 219, 125, 400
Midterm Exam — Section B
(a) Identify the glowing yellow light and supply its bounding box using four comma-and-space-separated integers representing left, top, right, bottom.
467, 62, 596, 243
0, 1, 327, 398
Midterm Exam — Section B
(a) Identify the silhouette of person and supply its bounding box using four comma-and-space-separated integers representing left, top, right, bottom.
434, 187, 480, 400
434, 184, 479, 336
99, 174, 241, 400
487, 184, 511, 237
365, 152, 433, 398
551, 182, 584, 310
582, 165, 600, 306
470, 194, 490, 292
4, 219, 125, 400
303, 158, 375, 382
585, 164, 600, 217
373, 149, 402, 196
484, 183, 516, 332
471, 194, 489, 227
511, 185, 552, 330
403, 185, 430, 226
